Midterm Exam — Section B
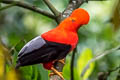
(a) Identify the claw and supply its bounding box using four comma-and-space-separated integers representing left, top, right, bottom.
49, 72, 62, 76
58, 59, 65, 64
49, 67, 64, 80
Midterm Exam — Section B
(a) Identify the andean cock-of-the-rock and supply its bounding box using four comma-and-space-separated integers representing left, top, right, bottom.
16, 8, 90, 79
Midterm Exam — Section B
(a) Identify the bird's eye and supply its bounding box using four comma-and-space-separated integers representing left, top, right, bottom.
72, 19, 75, 22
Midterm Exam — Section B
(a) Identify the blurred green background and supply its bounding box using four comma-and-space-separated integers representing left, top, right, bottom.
0, 0, 120, 80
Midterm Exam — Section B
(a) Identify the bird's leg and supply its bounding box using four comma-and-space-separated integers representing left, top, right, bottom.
49, 59, 65, 79
49, 72, 62, 76
58, 59, 65, 64
49, 67, 64, 80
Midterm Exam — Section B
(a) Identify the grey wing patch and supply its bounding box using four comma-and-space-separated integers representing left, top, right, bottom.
16, 39, 71, 67
18, 36, 46, 57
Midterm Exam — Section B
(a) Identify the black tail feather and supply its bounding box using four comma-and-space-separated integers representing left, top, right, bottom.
15, 62, 21, 69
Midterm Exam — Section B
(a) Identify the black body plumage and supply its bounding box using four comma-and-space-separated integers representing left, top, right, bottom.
16, 36, 71, 68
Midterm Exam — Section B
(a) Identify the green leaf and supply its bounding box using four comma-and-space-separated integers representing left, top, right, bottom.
37, 64, 48, 80
20, 66, 33, 80
63, 61, 70, 80
31, 66, 38, 80
63, 60, 79, 80
77, 48, 95, 80
108, 69, 120, 80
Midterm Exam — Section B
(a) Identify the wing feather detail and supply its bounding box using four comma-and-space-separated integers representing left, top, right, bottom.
18, 36, 46, 57
16, 36, 71, 67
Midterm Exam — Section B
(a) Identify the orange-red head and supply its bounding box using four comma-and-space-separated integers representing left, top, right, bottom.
70, 8, 90, 25
58, 8, 90, 32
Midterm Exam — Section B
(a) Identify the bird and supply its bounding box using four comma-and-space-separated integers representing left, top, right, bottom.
15, 8, 90, 80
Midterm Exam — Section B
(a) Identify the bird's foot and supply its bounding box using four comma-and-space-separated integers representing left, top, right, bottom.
58, 59, 65, 64
49, 72, 62, 76
49, 67, 64, 80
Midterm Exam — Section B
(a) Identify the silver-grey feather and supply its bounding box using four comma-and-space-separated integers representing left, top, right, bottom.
18, 36, 46, 57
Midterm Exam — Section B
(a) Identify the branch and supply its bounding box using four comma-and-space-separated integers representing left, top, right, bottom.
81, 45, 120, 77
58, 0, 108, 21
43, 0, 60, 16
70, 48, 77, 80
0, 0, 56, 19
0, 4, 15, 11
57, 0, 86, 22
60, 0, 84, 20
98, 65, 120, 80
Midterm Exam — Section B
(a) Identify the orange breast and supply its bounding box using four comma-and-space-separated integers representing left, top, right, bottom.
41, 28, 78, 50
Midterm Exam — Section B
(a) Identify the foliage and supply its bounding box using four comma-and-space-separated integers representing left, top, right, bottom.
77, 48, 95, 80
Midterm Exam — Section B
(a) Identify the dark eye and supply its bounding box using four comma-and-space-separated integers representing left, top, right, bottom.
72, 19, 75, 22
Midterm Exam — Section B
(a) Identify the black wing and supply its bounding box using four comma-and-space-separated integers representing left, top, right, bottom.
16, 36, 71, 68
